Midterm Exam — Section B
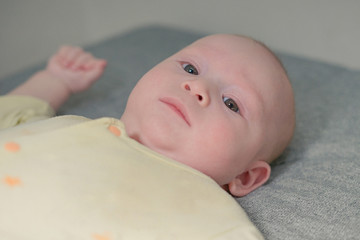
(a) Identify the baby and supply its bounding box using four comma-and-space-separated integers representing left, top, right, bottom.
5, 34, 295, 197
0, 34, 295, 239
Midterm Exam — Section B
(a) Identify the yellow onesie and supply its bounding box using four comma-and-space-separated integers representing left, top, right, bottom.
0, 96, 264, 240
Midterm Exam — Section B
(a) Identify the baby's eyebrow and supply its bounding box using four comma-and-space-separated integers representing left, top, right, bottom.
233, 82, 264, 121
247, 91, 265, 121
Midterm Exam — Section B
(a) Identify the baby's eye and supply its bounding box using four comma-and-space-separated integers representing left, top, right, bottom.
223, 97, 239, 113
183, 63, 198, 75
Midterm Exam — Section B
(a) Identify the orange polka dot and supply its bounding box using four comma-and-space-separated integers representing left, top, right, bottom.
108, 125, 121, 136
4, 176, 22, 186
93, 233, 111, 240
4, 142, 20, 152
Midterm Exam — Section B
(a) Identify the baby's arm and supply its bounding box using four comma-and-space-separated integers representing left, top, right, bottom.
9, 46, 107, 111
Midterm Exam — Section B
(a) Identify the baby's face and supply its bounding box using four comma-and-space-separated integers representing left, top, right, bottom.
121, 34, 292, 188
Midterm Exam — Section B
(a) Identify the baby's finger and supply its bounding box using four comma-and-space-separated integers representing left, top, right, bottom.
46, 46, 69, 68
58, 46, 83, 67
84, 59, 107, 80
71, 53, 93, 70
57, 46, 72, 62
84, 58, 107, 70
66, 47, 84, 66
96, 59, 107, 68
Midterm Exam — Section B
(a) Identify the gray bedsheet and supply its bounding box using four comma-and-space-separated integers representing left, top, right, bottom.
1, 25, 359, 240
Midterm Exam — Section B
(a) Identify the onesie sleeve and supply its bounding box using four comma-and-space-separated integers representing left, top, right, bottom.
0, 95, 55, 130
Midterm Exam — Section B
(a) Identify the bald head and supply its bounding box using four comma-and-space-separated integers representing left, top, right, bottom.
250, 38, 295, 163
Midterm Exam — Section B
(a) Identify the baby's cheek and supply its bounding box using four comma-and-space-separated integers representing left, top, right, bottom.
210, 124, 235, 147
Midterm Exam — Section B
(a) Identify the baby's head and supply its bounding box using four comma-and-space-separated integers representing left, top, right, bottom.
121, 34, 295, 197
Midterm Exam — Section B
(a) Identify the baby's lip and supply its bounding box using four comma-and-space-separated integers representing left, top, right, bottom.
159, 97, 191, 126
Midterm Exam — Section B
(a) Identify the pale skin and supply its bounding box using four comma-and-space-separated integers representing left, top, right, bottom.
9, 46, 107, 110
8, 35, 295, 197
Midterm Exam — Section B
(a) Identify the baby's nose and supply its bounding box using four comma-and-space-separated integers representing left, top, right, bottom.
181, 81, 210, 107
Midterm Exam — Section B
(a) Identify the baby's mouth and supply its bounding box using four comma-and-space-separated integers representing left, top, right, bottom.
159, 97, 191, 126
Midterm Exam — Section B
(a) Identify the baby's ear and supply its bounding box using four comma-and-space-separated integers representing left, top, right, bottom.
228, 161, 271, 197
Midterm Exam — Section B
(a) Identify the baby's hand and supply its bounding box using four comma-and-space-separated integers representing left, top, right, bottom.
46, 46, 107, 93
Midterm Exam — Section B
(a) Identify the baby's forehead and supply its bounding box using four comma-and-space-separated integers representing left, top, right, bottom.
195, 34, 253, 46
182, 35, 281, 75
190, 34, 258, 52
182, 35, 277, 65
